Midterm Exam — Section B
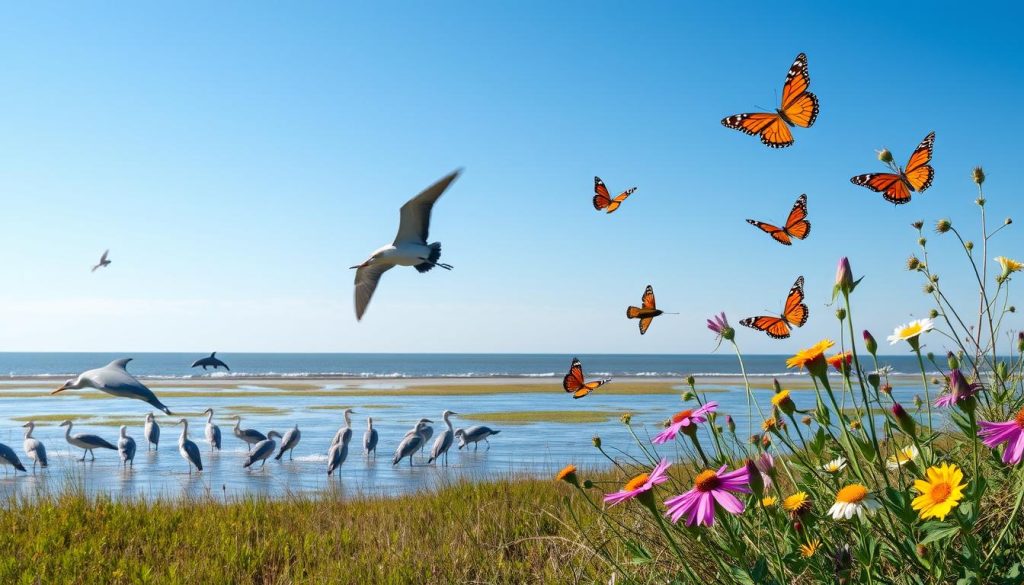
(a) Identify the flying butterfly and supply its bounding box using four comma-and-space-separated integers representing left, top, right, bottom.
562, 357, 611, 399
593, 176, 636, 213
746, 194, 811, 246
721, 52, 819, 148
740, 276, 809, 339
850, 132, 935, 204
626, 285, 676, 335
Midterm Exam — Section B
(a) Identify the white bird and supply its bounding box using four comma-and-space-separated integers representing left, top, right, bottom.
203, 408, 221, 451
0, 442, 26, 474
91, 249, 111, 272
21, 421, 47, 472
428, 410, 458, 466
275, 425, 301, 460
244, 431, 281, 470
230, 416, 266, 452
455, 425, 501, 452
403, 418, 434, 457
144, 412, 160, 451
351, 170, 461, 320
118, 425, 137, 468
327, 432, 350, 477
59, 420, 117, 461
331, 408, 354, 447
174, 418, 203, 474
363, 417, 378, 460
393, 420, 432, 466
52, 359, 172, 414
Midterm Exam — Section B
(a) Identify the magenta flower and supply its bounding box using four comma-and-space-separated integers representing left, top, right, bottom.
652, 402, 718, 445
978, 409, 1024, 465
754, 451, 775, 489
707, 313, 734, 347
603, 458, 671, 506
934, 369, 982, 408
664, 464, 751, 526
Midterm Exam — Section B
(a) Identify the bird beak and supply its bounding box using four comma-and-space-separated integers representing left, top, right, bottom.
51, 383, 69, 395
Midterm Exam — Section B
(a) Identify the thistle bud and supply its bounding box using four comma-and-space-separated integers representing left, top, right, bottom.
947, 352, 959, 370
972, 166, 985, 185
863, 330, 878, 356
965, 241, 974, 251
929, 309, 939, 319
867, 373, 880, 389
912, 220, 924, 230
682, 391, 696, 402
726, 415, 736, 434
977, 197, 986, 207
686, 375, 695, 388
836, 308, 846, 321
935, 219, 951, 234
745, 459, 764, 497
1006, 217, 1013, 226
877, 149, 893, 163
927, 352, 934, 362
892, 402, 916, 435
1018, 332, 1024, 353
931, 274, 939, 283
620, 412, 632, 425
1010, 306, 1016, 313
918, 237, 927, 247
591, 436, 601, 449
906, 255, 920, 271
924, 284, 935, 294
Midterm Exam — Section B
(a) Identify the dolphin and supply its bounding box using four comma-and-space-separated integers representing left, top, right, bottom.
191, 352, 230, 371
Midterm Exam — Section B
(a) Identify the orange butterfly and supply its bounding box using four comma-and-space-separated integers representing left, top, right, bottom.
721, 53, 819, 148
850, 132, 935, 204
562, 357, 610, 399
740, 276, 808, 339
747, 194, 811, 246
593, 177, 636, 213
626, 285, 675, 335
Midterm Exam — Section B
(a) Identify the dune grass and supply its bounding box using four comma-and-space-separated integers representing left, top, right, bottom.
463, 409, 624, 425
12, 413, 95, 423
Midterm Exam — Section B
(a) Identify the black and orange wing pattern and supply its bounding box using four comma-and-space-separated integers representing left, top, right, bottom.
593, 177, 636, 213
902, 131, 936, 192
562, 357, 610, 399
851, 132, 935, 205
740, 276, 808, 339
721, 53, 819, 148
747, 194, 810, 245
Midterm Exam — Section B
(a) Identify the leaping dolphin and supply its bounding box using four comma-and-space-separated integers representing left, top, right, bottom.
191, 352, 230, 371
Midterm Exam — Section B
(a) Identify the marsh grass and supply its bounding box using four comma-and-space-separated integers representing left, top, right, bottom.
463, 409, 624, 425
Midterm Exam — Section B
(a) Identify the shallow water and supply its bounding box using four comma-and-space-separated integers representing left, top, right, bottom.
0, 379, 924, 501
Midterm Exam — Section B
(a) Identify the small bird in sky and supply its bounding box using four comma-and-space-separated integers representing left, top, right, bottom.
91, 249, 111, 272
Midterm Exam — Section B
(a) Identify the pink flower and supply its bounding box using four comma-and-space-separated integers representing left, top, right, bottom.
603, 458, 671, 506
707, 313, 734, 347
652, 402, 718, 445
754, 451, 775, 489
664, 464, 750, 526
934, 369, 982, 408
978, 409, 1024, 465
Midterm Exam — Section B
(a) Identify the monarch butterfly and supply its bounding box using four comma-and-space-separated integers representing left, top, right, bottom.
850, 132, 935, 204
593, 177, 636, 213
562, 357, 610, 399
747, 194, 811, 246
626, 285, 675, 335
740, 276, 809, 339
721, 53, 819, 148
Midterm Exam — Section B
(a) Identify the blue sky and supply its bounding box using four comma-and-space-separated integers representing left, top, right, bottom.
0, 2, 1022, 354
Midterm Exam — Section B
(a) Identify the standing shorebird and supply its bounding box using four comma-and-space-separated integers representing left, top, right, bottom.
393, 420, 432, 467
403, 418, 434, 458
331, 408, 354, 447
144, 412, 160, 451
59, 420, 117, 461
363, 417, 378, 460
118, 426, 137, 468
174, 419, 203, 474
351, 170, 461, 321
455, 425, 501, 452
428, 410, 458, 466
21, 421, 48, 472
244, 431, 281, 470
327, 430, 351, 477
203, 408, 221, 451
52, 359, 172, 414
91, 249, 111, 272
0, 442, 26, 474
275, 425, 301, 460
230, 416, 266, 452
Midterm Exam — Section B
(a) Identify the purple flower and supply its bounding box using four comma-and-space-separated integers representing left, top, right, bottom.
934, 369, 982, 408
664, 464, 750, 526
978, 409, 1024, 465
604, 458, 671, 506
707, 313, 734, 346
652, 402, 718, 445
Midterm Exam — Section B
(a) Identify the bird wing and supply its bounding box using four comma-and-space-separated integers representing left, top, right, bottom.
393, 170, 461, 245
100, 249, 109, 262
354, 263, 394, 321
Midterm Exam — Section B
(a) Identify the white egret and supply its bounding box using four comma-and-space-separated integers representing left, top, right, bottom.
174, 418, 203, 474
230, 416, 266, 452
52, 359, 172, 414
203, 408, 221, 451
244, 431, 281, 470
275, 425, 301, 460
363, 417, 378, 460
455, 425, 501, 452
331, 408, 354, 447
351, 169, 461, 320
144, 412, 160, 451
59, 420, 117, 461
118, 426, 137, 468
428, 410, 458, 466
0, 442, 26, 474
392, 420, 432, 467
21, 421, 47, 472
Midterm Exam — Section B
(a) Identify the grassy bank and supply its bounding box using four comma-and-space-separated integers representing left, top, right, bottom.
0, 477, 605, 584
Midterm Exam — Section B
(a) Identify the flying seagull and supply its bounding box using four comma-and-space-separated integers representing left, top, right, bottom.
351, 169, 461, 321
92, 249, 111, 272
52, 358, 173, 414
191, 352, 230, 371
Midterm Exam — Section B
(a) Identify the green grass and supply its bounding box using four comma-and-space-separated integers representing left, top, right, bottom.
12, 413, 95, 423
463, 409, 623, 425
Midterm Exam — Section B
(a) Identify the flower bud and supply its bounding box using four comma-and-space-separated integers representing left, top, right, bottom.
836, 308, 846, 321
997, 361, 1008, 381
880, 383, 892, 395
947, 352, 959, 370
906, 256, 920, 271
929, 309, 939, 319
931, 274, 939, 283
686, 375, 695, 388
726, 415, 736, 434
892, 402, 916, 435
836, 257, 853, 291
1018, 332, 1024, 353
1010, 306, 1016, 313
877, 149, 893, 163
927, 352, 934, 362
801, 415, 812, 426
914, 395, 923, 408
583, 479, 594, 489
916, 543, 928, 559
761, 434, 771, 448
867, 373, 880, 389
972, 166, 985, 185
591, 436, 601, 449
745, 459, 764, 497
965, 241, 974, 251
977, 197, 986, 207
749, 434, 760, 445
863, 330, 878, 356
793, 520, 803, 533
935, 219, 951, 234
924, 284, 935, 294
682, 391, 696, 402
1006, 217, 1013, 226
772, 378, 783, 393
850, 420, 862, 431
620, 412, 632, 425
918, 237, 927, 247
912, 220, 924, 230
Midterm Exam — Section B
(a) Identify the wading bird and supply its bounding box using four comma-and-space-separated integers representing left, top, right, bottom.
52, 359, 172, 414
328, 431, 350, 476
203, 408, 221, 451
331, 408, 354, 447
364, 417, 378, 460
144, 412, 160, 451
455, 425, 501, 452
403, 418, 434, 457
393, 420, 432, 466
59, 420, 117, 461
91, 249, 111, 272
175, 418, 203, 474
0, 442, 26, 474
276, 424, 301, 460
21, 421, 47, 472
351, 169, 461, 321
118, 426, 137, 468
230, 416, 266, 452
244, 431, 281, 470
428, 410, 458, 466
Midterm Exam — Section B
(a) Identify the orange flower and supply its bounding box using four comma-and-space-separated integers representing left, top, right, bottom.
556, 464, 579, 486
786, 340, 834, 371
827, 351, 853, 373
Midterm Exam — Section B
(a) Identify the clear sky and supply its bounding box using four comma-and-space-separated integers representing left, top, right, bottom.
1, 2, 1022, 354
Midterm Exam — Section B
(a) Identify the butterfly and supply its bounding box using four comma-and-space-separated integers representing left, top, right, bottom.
740, 276, 809, 339
562, 357, 611, 399
850, 132, 935, 204
721, 53, 819, 148
593, 177, 636, 213
746, 194, 811, 246
626, 285, 675, 335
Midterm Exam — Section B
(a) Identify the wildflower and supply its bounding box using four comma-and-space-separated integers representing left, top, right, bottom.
828, 484, 880, 520
887, 318, 935, 347
978, 407, 1024, 465
725, 415, 736, 434
664, 464, 750, 526
891, 403, 917, 436
591, 436, 602, 449
556, 464, 579, 487
754, 452, 775, 489
886, 444, 920, 470
762, 496, 777, 507
745, 459, 764, 497
707, 312, 734, 347
935, 369, 981, 412
834, 257, 854, 295
761, 434, 771, 448
906, 255, 921, 271
801, 415, 812, 426
863, 330, 878, 356
762, 415, 783, 433
771, 389, 796, 415
995, 257, 1024, 279
822, 457, 848, 474
912, 220, 924, 230
912, 463, 967, 520
972, 166, 985, 185
651, 402, 718, 444
849, 420, 862, 431
783, 491, 813, 518
934, 219, 951, 234
827, 351, 853, 374
800, 539, 820, 558
604, 459, 671, 507
877, 148, 893, 163
786, 339, 835, 378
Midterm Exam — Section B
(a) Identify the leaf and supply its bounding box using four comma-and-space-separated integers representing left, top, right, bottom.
625, 540, 652, 565
920, 525, 960, 545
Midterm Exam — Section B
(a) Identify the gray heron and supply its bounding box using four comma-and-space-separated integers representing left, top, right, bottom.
403, 418, 434, 457
174, 418, 203, 474
230, 416, 266, 452
331, 408, 354, 447
351, 169, 461, 320
428, 410, 458, 466
144, 412, 160, 451
275, 425, 301, 460
244, 431, 281, 470
118, 425, 137, 468
455, 425, 501, 452
21, 421, 47, 472
59, 420, 117, 461
203, 408, 221, 451
392, 420, 432, 466
363, 417, 378, 460
327, 432, 350, 476
0, 442, 26, 474
52, 359, 172, 414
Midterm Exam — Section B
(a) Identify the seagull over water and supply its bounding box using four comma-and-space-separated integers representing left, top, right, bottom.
351, 169, 461, 321
92, 249, 111, 272
52, 358, 172, 414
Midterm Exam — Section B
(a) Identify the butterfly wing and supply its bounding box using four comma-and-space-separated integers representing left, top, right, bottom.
782, 276, 809, 327
779, 53, 819, 129
573, 379, 609, 399
783, 194, 810, 240
604, 187, 636, 214
593, 177, 611, 210
851, 173, 911, 204
721, 113, 794, 148
746, 219, 792, 245
563, 358, 585, 393
903, 132, 935, 192
740, 316, 792, 339
641, 285, 656, 310
639, 317, 654, 335
626, 306, 642, 318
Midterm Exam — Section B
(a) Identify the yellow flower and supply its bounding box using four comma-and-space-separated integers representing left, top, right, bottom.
786, 339, 835, 370
556, 464, 579, 486
770, 389, 797, 415
783, 491, 812, 517
995, 256, 1024, 278
886, 445, 919, 470
912, 463, 966, 520
800, 538, 820, 558
887, 319, 935, 345
761, 496, 777, 507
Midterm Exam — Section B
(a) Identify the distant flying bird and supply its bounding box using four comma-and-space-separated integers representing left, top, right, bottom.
92, 249, 112, 272
626, 285, 676, 335
191, 352, 230, 371
351, 169, 461, 321
52, 359, 173, 414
